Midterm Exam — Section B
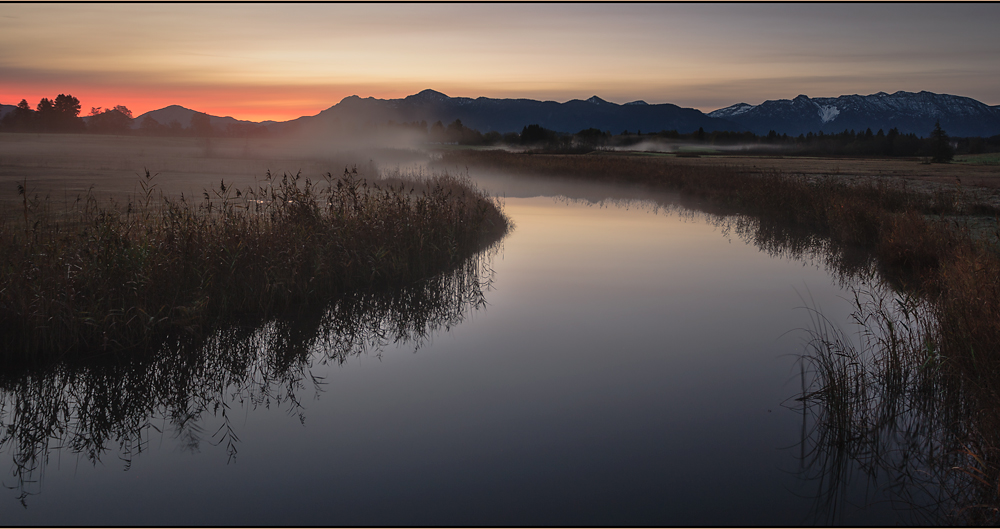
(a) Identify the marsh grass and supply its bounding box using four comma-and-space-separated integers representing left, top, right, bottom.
0, 167, 509, 362
795, 280, 1000, 524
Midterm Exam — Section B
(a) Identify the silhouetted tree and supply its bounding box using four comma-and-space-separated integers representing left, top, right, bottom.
191, 112, 213, 138
1, 99, 34, 131
429, 120, 446, 142
443, 119, 484, 145
575, 127, 607, 147
445, 119, 465, 143
930, 120, 953, 163
30, 94, 84, 132
53, 94, 83, 129
35, 97, 55, 130
190, 112, 214, 137
139, 116, 166, 136
87, 105, 134, 134
167, 120, 184, 136
520, 124, 554, 145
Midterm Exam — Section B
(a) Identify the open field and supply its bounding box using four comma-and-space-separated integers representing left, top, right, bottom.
0, 133, 509, 361
0, 133, 426, 207
7, 133, 1000, 205
631, 152, 1000, 192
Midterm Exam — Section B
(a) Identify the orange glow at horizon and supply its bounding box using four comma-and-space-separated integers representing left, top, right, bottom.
0, 83, 400, 122
3, 3, 999, 122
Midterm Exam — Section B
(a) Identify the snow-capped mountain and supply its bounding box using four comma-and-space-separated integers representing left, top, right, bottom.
708, 91, 1000, 137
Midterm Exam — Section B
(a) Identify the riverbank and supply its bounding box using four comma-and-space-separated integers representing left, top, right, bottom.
438, 149, 1000, 521
0, 167, 510, 361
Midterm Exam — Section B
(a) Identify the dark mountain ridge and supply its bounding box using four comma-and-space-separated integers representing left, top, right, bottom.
130, 105, 277, 129
709, 91, 1000, 138
279, 89, 738, 135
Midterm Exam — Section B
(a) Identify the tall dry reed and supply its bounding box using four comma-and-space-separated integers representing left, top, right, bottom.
0, 167, 509, 361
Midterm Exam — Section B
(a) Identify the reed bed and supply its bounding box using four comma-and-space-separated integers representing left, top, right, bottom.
0, 167, 509, 361
795, 279, 1000, 524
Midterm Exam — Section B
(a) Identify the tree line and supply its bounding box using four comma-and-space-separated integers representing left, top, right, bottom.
429, 121, 995, 161
2, 95, 86, 133
382, 118, 996, 161
0, 94, 270, 138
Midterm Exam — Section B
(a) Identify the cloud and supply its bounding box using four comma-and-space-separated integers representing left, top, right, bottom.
3, 3, 998, 120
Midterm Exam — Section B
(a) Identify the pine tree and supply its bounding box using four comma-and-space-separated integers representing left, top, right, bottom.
930, 120, 953, 163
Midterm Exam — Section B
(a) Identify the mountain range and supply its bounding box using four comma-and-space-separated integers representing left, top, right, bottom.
6, 90, 1000, 138
275, 89, 737, 136
708, 91, 1000, 137
128, 89, 1000, 138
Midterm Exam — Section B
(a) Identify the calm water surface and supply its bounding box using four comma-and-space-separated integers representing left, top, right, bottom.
1, 171, 904, 525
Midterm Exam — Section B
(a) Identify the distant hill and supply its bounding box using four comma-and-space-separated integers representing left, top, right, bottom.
708, 91, 1000, 137
0, 104, 15, 120
279, 89, 739, 135
130, 105, 276, 130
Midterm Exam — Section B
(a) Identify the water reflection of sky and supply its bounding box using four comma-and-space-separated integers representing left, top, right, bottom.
1, 174, 901, 525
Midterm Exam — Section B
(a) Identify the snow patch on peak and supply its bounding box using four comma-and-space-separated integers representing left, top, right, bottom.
818, 105, 840, 123
624, 100, 648, 106
707, 102, 754, 118
586, 96, 607, 105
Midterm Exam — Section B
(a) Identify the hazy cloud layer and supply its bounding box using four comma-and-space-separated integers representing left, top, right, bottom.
2, 3, 998, 120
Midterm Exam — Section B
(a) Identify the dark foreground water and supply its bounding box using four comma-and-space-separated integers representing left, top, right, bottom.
1, 170, 910, 525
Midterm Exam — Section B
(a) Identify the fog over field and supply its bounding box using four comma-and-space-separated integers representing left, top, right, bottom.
0, 132, 434, 210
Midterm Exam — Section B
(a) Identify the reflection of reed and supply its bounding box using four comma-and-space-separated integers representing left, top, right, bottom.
448, 151, 1000, 522
543, 191, 1000, 523
794, 279, 999, 525
716, 213, 876, 285
0, 245, 498, 506
732, 205, 999, 523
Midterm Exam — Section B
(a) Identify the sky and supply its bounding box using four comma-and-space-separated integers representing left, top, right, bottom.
2, 3, 999, 122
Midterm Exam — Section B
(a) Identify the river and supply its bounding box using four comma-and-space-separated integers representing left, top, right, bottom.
0, 168, 907, 525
